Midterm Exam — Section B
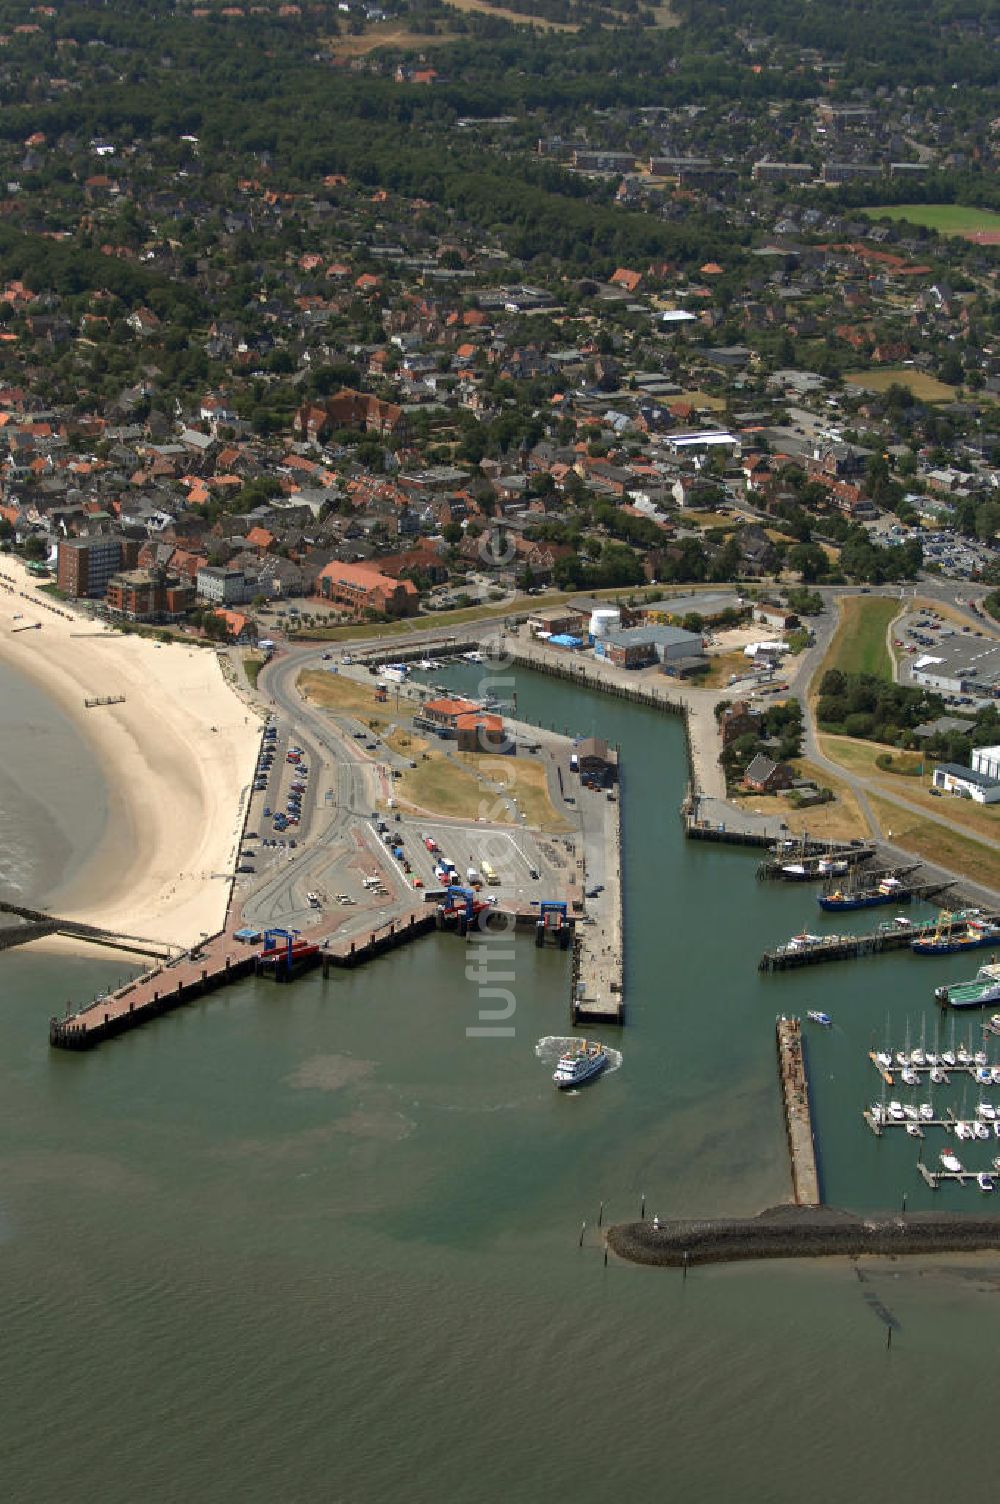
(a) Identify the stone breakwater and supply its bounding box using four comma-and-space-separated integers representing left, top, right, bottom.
607, 1204, 1000, 1267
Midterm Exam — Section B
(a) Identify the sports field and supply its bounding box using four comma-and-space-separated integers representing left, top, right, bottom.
844, 367, 957, 402
862, 203, 1000, 240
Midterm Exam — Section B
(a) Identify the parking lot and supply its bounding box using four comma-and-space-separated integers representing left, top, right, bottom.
894, 609, 1000, 705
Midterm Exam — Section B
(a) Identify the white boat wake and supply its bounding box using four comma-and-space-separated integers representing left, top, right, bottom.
535, 1036, 623, 1074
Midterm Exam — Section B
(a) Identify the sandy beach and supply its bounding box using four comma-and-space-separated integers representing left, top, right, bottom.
0, 558, 260, 949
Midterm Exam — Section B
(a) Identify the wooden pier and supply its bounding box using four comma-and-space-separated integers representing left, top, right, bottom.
760, 924, 918, 972
776, 1016, 820, 1205
756, 842, 876, 880
759, 910, 1000, 972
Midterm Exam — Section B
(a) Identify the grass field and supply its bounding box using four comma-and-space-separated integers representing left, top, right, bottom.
869, 793, 1000, 893
324, 25, 459, 59
844, 368, 958, 402
815, 596, 899, 682
441, 0, 577, 29
861, 203, 1000, 238
818, 733, 1000, 842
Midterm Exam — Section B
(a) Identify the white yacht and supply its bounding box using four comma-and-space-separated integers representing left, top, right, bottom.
919, 1103, 934, 1121
940, 1150, 963, 1172
901, 1067, 919, 1087
930, 1067, 947, 1085
553, 1040, 608, 1089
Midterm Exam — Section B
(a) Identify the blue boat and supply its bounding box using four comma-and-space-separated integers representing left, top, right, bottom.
912, 913, 1000, 957
818, 877, 905, 911
806, 1011, 832, 1027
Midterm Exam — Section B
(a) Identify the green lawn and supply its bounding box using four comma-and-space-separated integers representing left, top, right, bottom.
861, 203, 1000, 238
844, 368, 957, 403
816, 596, 898, 682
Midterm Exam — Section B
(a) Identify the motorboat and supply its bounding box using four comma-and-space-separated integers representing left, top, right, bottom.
975, 1050, 989, 1066
975, 1121, 991, 1140
977, 1102, 997, 1120
911, 1047, 926, 1067
888, 1101, 905, 1121
976, 1066, 993, 1086
978, 1172, 995, 1193
955, 1121, 974, 1140
906, 1123, 922, 1138
901, 1067, 919, 1087
919, 1103, 934, 1121
806, 1011, 832, 1027
553, 1040, 608, 1089
992, 1067, 1000, 1086
930, 1067, 948, 1085
926, 1051, 939, 1067
957, 1046, 973, 1066
941, 1150, 963, 1172
875, 1051, 893, 1071
942, 1050, 957, 1068
895, 1050, 911, 1067
903, 1104, 919, 1121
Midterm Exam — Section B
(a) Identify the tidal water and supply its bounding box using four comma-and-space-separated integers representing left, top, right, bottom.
4, 662, 1000, 1503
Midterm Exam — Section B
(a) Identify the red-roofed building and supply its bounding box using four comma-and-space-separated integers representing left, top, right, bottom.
212, 608, 256, 643
316, 560, 419, 619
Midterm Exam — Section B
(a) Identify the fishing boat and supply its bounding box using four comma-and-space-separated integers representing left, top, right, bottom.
779, 932, 824, 954
935, 962, 1000, 1009
818, 876, 905, 912
941, 1150, 963, 1172
913, 913, 1000, 957
816, 857, 849, 878
806, 1010, 832, 1026
553, 1040, 608, 1089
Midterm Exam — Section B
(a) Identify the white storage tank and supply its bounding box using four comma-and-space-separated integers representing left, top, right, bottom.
590, 608, 621, 640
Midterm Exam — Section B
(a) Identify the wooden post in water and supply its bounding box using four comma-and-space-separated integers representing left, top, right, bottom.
579, 1220, 586, 1248
886, 1326, 892, 1351
598, 1200, 604, 1228
683, 1250, 689, 1281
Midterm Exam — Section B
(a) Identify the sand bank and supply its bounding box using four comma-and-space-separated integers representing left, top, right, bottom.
0, 559, 260, 949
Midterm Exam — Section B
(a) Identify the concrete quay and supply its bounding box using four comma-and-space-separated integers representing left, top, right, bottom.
776, 1016, 820, 1206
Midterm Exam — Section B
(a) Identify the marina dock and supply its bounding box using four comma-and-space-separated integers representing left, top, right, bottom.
776, 1016, 820, 1205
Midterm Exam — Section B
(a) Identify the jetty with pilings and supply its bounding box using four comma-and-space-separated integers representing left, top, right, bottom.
776, 1015, 820, 1205
0, 899, 173, 959
759, 909, 999, 972
755, 842, 877, 880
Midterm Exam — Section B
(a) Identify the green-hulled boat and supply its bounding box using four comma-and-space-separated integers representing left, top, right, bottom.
936, 963, 1000, 1010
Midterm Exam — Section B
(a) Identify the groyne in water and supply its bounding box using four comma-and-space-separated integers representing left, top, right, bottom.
607, 1204, 1000, 1267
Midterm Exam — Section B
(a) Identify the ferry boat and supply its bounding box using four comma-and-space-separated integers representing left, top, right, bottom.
553, 1040, 608, 1089
806, 1010, 832, 1027
817, 876, 904, 912
912, 912, 1000, 957
935, 962, 1000, 1009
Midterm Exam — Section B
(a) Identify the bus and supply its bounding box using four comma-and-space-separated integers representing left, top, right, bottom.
481, 860, 500, 886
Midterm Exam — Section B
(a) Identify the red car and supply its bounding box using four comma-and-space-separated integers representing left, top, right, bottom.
424, 835, 438, 852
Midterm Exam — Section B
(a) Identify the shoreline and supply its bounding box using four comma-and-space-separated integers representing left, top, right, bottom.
0, 559, 260, 951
